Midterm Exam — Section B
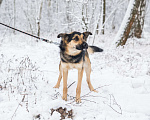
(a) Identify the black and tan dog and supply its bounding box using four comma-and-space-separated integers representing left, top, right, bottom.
54, 31, 103, 103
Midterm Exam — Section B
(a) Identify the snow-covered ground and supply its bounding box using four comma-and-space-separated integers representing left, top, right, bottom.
0, 33, 150, 120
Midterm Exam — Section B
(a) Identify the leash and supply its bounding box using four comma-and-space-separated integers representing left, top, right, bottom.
0, 22, 59, 45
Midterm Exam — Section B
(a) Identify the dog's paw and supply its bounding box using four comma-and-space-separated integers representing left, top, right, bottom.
89, 88, 98, 93
62, 96, 67, 101
92, 89, 98, 93
53, 84, 60, 88
76, 98, 81, 103
90, 89, 98, 93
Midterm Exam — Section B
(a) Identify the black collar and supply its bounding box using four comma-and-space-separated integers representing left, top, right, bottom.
60, 51, 84, 63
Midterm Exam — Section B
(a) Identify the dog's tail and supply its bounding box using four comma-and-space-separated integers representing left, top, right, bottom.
87, 46, 103, 54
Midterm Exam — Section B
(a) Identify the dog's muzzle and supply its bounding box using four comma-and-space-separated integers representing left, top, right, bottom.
76, 42, 88, 50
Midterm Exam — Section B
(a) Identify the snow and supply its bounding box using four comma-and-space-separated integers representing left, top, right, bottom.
51, 111, 61, 120
0, 33, 150, 120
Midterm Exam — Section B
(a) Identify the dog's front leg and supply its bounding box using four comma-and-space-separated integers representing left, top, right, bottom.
62, 69, 68, 101
76, 68, 84, 103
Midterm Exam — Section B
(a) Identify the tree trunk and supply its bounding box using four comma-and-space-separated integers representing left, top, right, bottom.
37, 0, 43, 37
130, 0, 146, 38
66, 1, 71, 32
13, 0, 16, 34
101, 0, 106, 34
115, 0, 141, 47
48, 0, 51, 7
82, 4, 88, 32
0, 0, 3, 6
111, 9, 116, 30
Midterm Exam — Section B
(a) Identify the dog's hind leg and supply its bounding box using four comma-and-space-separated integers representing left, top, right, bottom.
54, 63, 62, 88
76, 68, 84, 103
85, 63, 98, 93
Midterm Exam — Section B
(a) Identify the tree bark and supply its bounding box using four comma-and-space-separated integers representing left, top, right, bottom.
115, 0, 141, 47
0, 0, 3, 6
82, 4, 88, 32
13, 0, 16, 34
37, 0, 43, 37
66, 0, 71, 32
130, 0, 146, 38
101, 0, 106, 34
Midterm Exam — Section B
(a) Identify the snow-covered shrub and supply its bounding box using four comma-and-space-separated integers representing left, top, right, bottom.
0, 55, 44, 95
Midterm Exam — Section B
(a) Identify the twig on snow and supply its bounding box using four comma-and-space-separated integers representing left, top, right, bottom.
67, 81, 76, 89
81, 84, 112, 98
11, 95, 25, 120
104, 94, 122, 115
67, 84, 111, 105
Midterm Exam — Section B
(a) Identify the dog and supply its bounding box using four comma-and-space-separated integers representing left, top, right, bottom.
54, 31, 103, 103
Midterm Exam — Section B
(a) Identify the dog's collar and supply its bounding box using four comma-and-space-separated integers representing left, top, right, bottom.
60, 51, 84, 63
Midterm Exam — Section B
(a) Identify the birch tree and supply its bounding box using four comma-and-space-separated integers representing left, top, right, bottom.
114, 0, 142, 47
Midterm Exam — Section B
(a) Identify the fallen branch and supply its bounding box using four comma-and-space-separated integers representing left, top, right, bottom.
104, 94, 122, 115
11, 95, 25, 120
67, 81, 76, 89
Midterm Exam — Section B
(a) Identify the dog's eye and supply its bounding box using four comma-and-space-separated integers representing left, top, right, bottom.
74, 36, 79, 41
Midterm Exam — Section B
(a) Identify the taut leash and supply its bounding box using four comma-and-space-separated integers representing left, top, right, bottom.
0, 22, 59, 45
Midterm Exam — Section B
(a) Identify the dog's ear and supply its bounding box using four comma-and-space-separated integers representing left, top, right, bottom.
57, 33, 67, 38
83, 32, 92, 41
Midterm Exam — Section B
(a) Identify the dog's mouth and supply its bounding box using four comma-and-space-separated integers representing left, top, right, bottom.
76, 42, 88, 50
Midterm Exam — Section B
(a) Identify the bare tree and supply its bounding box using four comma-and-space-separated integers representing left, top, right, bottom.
0, 0, 3, 6
48, 0, 51, 7
101, 0, 106, 34
115, 0, 144, 47
37, 0, 43, 37
66, 0, 71, 32
82, 3, 89, 32
130, 0, 146, 38
13, 0, 16, 34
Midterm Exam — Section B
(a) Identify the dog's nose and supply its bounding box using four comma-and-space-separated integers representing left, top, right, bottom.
82, 42, 88, 49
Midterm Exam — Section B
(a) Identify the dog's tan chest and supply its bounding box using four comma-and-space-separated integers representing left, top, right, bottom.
61, 61, 84, 70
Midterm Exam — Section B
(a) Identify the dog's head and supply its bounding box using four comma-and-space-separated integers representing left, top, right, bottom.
57, 31, 92, 53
